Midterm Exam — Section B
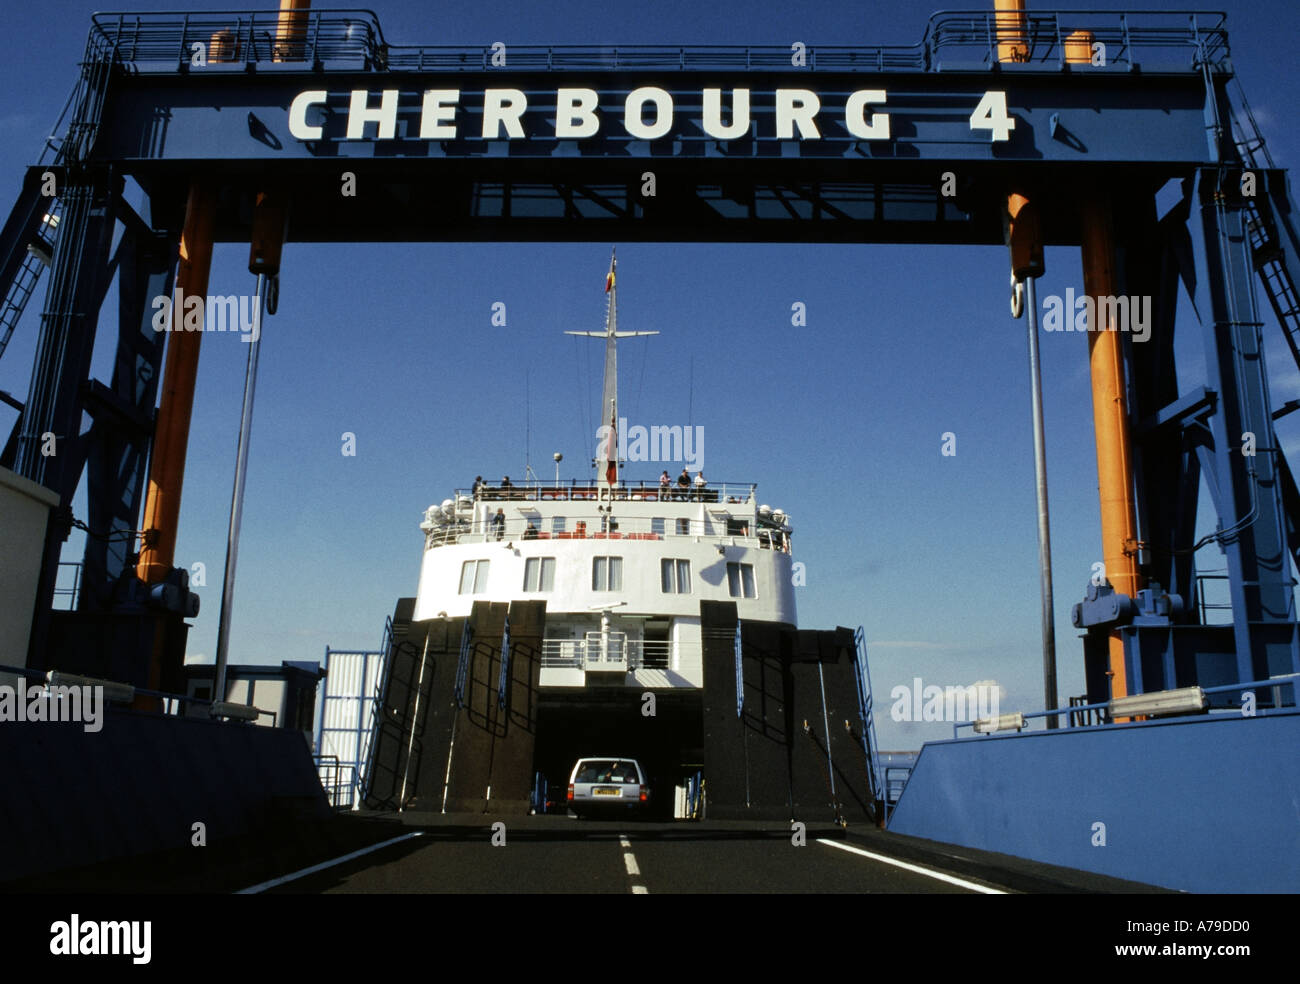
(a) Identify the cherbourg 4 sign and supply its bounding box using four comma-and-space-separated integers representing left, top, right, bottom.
286, 86, 1019, 144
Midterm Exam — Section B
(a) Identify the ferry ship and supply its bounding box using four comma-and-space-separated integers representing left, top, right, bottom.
363, 253, 875, 822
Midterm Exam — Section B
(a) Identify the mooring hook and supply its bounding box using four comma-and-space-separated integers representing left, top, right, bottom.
1010, 272, 1024, 319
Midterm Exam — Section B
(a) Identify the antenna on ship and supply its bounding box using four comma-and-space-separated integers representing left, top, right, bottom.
565, 249, 657, 492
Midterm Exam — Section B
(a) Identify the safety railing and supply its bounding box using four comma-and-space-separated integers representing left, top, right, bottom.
923, 9, 1228, 72
467, 480, 756, 505
953, 673, 1298, 738
686, 771, 705, 819
314, 754, 355, 809
426, 515, 791, 553
497, 615, 511, 709
734, 623, 744, 718
51, 562, 83, 611
86, 9, 1229, 75
530, 771, 549, 815
851, 626, 886, 816
540, 637, 681, 670
0, 662, 271, 722
883, 765, 913, 805
453, 621, 473, 708
88, 10, 386, 69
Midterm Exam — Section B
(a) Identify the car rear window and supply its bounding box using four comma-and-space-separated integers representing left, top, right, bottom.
575, 760, 640, 784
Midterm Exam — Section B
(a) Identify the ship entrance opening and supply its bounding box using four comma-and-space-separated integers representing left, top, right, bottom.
533, 691, 704, 821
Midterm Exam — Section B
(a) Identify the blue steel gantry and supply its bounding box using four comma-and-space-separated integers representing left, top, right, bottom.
1, 7, 1299, 716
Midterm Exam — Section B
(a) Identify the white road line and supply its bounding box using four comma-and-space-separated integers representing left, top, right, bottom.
815, 839, 1007, 894
236, 832, 426, 894
618, 832, 648, 894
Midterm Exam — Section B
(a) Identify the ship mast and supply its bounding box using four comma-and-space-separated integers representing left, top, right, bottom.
565, 249, 657, 489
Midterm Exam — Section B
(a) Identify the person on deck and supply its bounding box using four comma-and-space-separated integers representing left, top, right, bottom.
676, 467, 690, 501
693, 470, 707, 501
659, 470, 671, 497
491, 508, 505, 541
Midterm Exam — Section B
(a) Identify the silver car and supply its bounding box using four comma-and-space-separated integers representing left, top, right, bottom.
567, 757, 649, 816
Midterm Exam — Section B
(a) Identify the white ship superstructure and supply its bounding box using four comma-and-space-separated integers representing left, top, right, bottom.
412, 252, 797, 692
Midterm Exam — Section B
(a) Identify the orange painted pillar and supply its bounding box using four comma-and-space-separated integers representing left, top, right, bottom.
1067, 27, 1138, 701
1080, 198, 1139, 701
995, 0, 1030, 64
136, 183, 216, 585
276, 0, 312, 60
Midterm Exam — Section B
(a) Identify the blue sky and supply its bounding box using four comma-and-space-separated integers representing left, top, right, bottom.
1, 0, 1298, 749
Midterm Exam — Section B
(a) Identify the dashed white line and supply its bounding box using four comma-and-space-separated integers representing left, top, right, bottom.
236, 831, 426, 894
815, 839, 1007, 894
618, 832, 648, 894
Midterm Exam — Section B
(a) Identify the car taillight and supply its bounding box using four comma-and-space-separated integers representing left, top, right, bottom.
640, 785, 648, 802
567, 784, 574, 801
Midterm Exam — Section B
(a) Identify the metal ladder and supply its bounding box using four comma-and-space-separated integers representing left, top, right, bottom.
0, 204, 61, 363
1230, 84, 1300, 374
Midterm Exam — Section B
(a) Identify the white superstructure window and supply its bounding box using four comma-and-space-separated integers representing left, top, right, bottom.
459, 559, 490, 594
660, 558, 691, 594
676, 518, 691, 535
651, 517, 665, 536
726, 562, 756, 599
523, 557, 556, 592
592, 556, 623, 591
552, 516, 566, 534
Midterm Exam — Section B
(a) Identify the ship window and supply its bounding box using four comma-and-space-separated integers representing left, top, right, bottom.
676, 518, 691, 535
459, 559, 490, 594
552, 516, 566, 534
726, 562, 756, 599
592, 556, 623, 591
523, 557, 555, 592
651, 517, 665, 536
661, 558, 691, 594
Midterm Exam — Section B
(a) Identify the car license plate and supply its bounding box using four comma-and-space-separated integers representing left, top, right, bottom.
593, 787, 620, 796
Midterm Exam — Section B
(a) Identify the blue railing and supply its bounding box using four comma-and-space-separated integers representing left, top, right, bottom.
686, 770, 705, 819
733, 622, 744, 719
355, 615, 395, 806
85, 8, 1230, 76
454, 621, 473, 709
497, 615, 512, 709
952, 673, 1299, 738
851, 626, 886, 818
530, 771, 548, 814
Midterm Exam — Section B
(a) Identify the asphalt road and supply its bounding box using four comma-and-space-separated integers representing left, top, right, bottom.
253, 815, 1125, 894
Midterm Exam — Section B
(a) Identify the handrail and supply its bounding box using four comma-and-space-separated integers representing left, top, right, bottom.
424, 514, 791, 552
952, 673, 1298, 737
852, 626, 886, 818
497, 615, 511, 709
84, 9, 1230, 75
356, 615, 394, 804
464, 480, 757, 505
734, 623, 744, 718
0, 661, 266, 720
454, 621, 473, 708
539, 637, 682, 670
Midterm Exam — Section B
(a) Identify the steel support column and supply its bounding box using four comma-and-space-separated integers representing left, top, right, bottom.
1191, 166, 1300, 681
